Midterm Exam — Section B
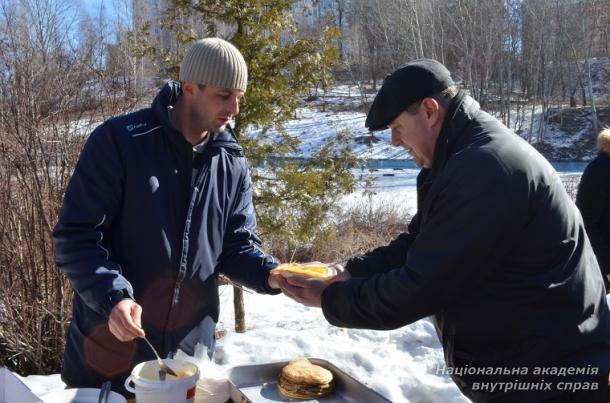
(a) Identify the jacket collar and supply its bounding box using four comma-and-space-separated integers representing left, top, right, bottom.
427, 91, 480, 179
151, 80, 243, 153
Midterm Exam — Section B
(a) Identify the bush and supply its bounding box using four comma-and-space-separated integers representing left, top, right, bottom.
265, 195, 411, 265
0, 0, 140, 374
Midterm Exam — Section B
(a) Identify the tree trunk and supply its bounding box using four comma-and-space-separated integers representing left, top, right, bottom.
585, 58, 599, 136
233, 286, 246, 333
336, 0, 344, 61
537, 100, 547, 143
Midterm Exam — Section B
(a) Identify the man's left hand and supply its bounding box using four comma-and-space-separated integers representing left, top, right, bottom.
276, 274, 328, 307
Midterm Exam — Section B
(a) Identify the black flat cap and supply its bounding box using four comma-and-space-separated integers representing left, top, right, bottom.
365, 58, 454, 131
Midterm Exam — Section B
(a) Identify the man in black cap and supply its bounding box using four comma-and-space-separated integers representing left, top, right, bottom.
276, 59, 610, 402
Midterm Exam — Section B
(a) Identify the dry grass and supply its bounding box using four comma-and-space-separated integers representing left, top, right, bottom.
264, 196, 412, 265
0, 121, 81, 373
0, 19, 140, 372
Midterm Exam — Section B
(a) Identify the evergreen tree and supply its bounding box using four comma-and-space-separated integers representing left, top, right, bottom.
132, 0, 356, 244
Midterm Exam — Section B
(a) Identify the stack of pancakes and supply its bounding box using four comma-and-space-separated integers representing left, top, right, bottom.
278, 358, 334, 400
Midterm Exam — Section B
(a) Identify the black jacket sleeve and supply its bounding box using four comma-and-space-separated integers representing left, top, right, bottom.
321, 157, 520, 330
219, 166, 280, 294
345, 214, 419, 278
52, 122, 135, 317
576, 155, 610, 276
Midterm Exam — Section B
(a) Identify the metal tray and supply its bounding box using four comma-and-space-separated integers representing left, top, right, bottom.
227, 358, 391, 403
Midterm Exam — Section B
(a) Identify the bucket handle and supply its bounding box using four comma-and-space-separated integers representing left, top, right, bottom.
124, 375, 136, 394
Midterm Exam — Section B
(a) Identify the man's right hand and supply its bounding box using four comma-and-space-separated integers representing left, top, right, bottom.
108, 299, 145, 341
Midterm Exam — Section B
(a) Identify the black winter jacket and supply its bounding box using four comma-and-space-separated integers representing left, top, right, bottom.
321, 93, 610, 402
577, 130, 610, 285
53, 82, 278, 393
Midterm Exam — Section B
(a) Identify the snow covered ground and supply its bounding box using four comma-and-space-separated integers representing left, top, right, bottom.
248, 107, 407, 160
246, 81, 601, 163
213, 286, 468, 403
341, 167, 420, 216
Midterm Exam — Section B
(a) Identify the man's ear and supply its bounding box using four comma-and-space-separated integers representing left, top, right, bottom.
181, 81, 197, 97
421, 98, 439, 118
421, 98, 442, 127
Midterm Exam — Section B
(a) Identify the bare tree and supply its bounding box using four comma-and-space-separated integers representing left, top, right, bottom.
0, 0, 135, 373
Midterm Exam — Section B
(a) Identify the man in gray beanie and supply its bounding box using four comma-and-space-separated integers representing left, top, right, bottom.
53, 38, 281, 396
277, 59, 610, 402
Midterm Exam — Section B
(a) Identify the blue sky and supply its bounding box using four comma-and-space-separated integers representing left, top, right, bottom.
81, 0, 123, 24
83, 0, 108, 15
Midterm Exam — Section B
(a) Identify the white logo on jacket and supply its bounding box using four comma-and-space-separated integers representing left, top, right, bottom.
126, 122, 147, 131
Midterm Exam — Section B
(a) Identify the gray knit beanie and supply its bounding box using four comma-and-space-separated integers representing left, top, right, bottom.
179, 38, 248, 92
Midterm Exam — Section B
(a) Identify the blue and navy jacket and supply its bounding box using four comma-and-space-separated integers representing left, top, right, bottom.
53, 81, 278, 392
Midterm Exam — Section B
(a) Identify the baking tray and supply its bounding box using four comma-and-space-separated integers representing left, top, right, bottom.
227, 358, 391, 402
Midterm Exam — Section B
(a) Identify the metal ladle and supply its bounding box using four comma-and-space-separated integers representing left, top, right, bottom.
142, 336, 178, 377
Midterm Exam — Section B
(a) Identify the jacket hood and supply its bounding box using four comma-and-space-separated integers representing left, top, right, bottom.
151, 80, 243, 153
152, 81, 181, 129
151, 81, 187, 151
598, 128, 610, 155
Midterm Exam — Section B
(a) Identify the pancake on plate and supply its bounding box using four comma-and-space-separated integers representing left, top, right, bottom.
271, 262, 337, 282
277, 358, 334, 400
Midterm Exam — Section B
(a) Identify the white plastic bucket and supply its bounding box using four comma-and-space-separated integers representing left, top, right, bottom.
124, 359, 199, 403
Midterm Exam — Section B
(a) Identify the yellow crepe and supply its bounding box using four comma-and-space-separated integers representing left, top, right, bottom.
271, 262, 336, 281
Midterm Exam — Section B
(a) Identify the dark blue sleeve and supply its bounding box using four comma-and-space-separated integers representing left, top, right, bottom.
345, 214, 419, 278
219, 167, 280, 294
52, 122, 135, 317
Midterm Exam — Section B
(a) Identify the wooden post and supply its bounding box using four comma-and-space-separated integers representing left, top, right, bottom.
233, 286, 246, 333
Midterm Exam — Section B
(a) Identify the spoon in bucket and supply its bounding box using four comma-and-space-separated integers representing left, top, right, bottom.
141, 336, 178, 377
97, 380, 111, 403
